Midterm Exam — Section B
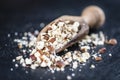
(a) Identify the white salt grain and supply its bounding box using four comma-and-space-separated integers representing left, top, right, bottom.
10, 68, 13, 71
15, 64, 19, 68
15, 32, 18, 36
67, 75, 72, 80
12, 59, 15, 62
40, 23, 45, 28
25, 70, 29, 74
90, 64, 95, 69
8, 34, 10, 37
24, 32, 28, 36
56, 68, 60, 71
79, 69, 81, 72
71, 73, 75, 77
22, 63, 26, 67
51, 70, 55, 74
109, 53, 112, 57
22, 49, 26, 53
20, 58, 24, 64
34, 30, 39, 35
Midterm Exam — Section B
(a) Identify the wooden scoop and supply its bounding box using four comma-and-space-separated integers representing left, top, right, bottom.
37, 5, 105, 53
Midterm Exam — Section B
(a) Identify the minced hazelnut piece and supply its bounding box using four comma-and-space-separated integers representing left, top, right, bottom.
36, 41, 45, 50
80, 48, 86, 52
43, 34, 49, 40
95, 57, 102, 61
30, 54, 37, 61
56, 61, 65, 68
16, 56, 23, 60
47, 27, 52, 31
80, 46, 90, 52
25, 58, 32, 65
98, 47, 106, 54
40, 61, 47, 67
49, 37, 56, 43
18, 43, 23, 49
37, 49, 44, 55
43, 52, 49, 57
108, 39, 117, 45
47, 46, 54, 52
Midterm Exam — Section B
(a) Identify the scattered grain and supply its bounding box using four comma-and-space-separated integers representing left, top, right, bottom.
108, 38, 117, 45
98, 47, 106, 54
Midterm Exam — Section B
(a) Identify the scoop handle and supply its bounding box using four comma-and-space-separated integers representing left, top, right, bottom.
81, 5, 105, 28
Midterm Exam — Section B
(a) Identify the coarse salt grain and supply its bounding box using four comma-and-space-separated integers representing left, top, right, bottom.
51, 70, 55, 74
8, 34, 10, 37
109, 53, 112, 57
15, 64, 19, 68
22, 62, 26, 67
12, 59, 16, 62
79, 69, 81, 72
67, 75, 72, 80
90, 64, 95, 69
20, 58, 24, 64
40, 22, 45, 28
34, 30, 39, 35
25, 71, 29, 74
71, 73, 75, 77
10, 68, 13, 71
24, 32, 28, 36
15, 32, 18, 36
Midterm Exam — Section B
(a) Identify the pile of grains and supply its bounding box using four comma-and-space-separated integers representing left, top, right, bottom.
13, 21, 117, 72
38, 20, 80, 52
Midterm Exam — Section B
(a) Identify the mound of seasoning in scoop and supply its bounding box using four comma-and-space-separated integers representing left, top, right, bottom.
37, 20, 80, 53
13, 21, 117, 71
